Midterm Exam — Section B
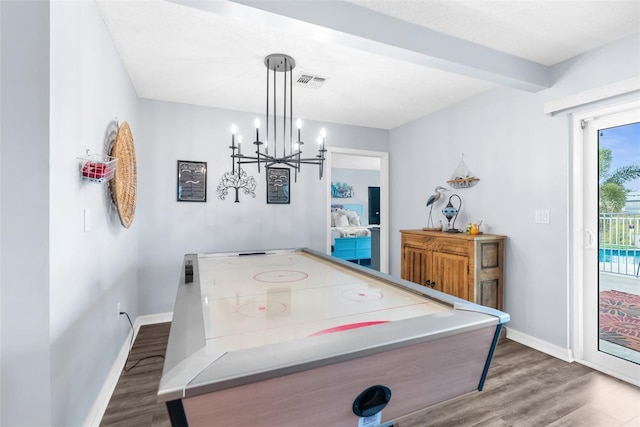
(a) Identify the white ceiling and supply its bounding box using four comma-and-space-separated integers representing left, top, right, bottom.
96, 0, 640, 130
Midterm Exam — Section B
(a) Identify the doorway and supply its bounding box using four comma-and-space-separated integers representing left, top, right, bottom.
572, 99, 640, 386
326, 148, 389, 273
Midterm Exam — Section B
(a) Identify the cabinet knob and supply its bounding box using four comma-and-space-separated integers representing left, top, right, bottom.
431, 281, 436, 288
425, 280, 431, 287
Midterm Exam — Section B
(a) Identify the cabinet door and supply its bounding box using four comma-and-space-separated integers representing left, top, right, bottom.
431, 251, 469, 301
401, 246, 428, 286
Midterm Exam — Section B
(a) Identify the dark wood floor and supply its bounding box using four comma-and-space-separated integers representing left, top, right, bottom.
100, 323, 172, 427
100, 323, 639, 427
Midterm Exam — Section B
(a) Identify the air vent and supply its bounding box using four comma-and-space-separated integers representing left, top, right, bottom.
294, 72, 327, 89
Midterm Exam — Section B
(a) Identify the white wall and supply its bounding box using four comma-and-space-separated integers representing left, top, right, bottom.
389, 34, 640, 350
1, 0, 3, 418
49, 2, 140, 426
136, 100, 389, 315
0, 1, 52, 425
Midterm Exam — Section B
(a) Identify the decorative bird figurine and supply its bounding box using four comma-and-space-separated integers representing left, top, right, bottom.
426, 186, 447, 228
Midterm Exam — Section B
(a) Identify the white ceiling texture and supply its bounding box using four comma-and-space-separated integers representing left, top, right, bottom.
97, 0, 640, 130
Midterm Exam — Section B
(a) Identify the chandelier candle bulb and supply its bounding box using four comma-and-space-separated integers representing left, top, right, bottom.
230, 124, 238, 172
237, 135, 242, 155
230, 125, 237, 148
254, 118, 260, 141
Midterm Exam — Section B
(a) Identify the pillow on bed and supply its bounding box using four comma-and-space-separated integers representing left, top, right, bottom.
331, 209, 346, 227
335, 213, 350, 227
346, 210, 361, 226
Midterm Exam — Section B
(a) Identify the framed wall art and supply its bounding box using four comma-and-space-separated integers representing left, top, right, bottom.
177, 160, 207, 202
266, 167, 290, 204
331, 181, 354, 198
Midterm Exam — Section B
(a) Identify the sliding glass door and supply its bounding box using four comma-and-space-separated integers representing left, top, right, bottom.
576, 100, 640, 384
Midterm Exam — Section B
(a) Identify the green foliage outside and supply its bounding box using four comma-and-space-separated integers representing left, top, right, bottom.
599, 148, 640, 248
599, 148, 640, 213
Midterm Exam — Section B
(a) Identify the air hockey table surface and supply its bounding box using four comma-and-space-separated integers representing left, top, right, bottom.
158, 248, 509, 427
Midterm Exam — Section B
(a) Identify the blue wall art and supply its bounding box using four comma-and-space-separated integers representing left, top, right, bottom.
331, 182, 354, 198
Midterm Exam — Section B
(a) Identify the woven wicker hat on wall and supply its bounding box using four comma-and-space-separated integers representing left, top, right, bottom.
110, 121, 137, 228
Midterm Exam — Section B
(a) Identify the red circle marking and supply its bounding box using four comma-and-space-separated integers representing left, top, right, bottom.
253, 270, 309, 283
309, 321, 389, 336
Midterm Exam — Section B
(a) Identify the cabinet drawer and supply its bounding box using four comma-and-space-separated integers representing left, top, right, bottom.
333, 237, 371, 260
402, 233, 470, 257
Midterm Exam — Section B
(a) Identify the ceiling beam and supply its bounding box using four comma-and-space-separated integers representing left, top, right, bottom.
174, 0, 551, 92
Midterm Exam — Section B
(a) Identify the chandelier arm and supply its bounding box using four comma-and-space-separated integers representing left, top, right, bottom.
283, 57, 287, 159
273, 60, 277, 157
234, 152, 280, 161
278, 152, 300, 161
289, 63, 293, 157
236, 153, 299, 162
265, 57, 269, 156
234, 157, 263, 163
275, 161, 302, 169
297, 159, 326, 164
230, 155, 325, 170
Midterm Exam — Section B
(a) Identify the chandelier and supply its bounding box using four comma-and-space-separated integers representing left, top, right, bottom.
228, 54, 326, 182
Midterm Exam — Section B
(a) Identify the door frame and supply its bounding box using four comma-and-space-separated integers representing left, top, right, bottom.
325, 147, 389, 273
570, 98, 640, 386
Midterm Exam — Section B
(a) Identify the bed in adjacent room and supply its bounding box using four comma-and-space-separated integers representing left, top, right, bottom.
330, 204, 371, 265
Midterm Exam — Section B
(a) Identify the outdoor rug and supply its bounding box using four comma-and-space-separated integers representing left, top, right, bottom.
599, 290, 640, 352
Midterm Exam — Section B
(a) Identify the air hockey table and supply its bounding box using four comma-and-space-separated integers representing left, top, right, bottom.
158, 248, 509, 427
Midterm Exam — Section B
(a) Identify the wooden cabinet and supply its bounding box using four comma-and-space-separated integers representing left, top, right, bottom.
400, 229, 505, 310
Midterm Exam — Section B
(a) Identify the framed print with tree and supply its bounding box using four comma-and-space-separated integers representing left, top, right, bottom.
177, 160, 207, 202
266, 167, 290, 204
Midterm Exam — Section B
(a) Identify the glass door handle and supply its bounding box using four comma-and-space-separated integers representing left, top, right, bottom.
585, 229, 596, 248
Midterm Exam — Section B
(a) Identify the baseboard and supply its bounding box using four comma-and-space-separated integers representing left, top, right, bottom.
506, 327, 573, 362
83, 311, 173, 427
82, 327, 134, 427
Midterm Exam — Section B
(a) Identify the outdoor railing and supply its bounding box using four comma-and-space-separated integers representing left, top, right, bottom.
599, 213, 640, 276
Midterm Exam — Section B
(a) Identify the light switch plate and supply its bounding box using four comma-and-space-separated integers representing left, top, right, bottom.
535, 210, 550, 224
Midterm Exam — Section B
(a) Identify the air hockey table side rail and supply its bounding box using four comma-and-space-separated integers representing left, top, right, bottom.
159, 248, 510, 427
